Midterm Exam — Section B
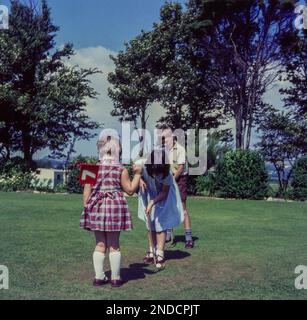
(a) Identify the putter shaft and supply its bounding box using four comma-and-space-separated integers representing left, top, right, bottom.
147, 213, 157, 265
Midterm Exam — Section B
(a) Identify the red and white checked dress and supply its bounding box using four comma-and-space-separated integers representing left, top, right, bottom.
80, 164, 132, 232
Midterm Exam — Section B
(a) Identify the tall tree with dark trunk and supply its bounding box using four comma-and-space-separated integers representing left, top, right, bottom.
156, 3, 227, 132
185, 0, 296, 149
0, 0, 100, 168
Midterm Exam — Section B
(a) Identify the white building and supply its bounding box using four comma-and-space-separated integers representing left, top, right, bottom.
33, 168, 66, 189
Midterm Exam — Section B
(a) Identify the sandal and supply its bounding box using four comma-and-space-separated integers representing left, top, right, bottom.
143, 252, 154, 264
155, 255, 166, 270
185, 240, 194, 249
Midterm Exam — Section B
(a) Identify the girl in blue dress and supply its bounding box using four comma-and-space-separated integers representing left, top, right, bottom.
136, 149, 184, 270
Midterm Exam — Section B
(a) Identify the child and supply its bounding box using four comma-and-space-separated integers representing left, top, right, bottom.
80, 130, 141, 287
157, 124, 194, 248
137, 149, 184, 270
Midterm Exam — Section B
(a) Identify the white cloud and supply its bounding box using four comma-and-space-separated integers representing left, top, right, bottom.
66, 46, 119, 128
65, 46, 166, 157
57, 46, 118, 157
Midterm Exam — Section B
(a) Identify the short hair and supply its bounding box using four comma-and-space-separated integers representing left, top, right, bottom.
145, 149, 170, 179
156, 123, 171, 131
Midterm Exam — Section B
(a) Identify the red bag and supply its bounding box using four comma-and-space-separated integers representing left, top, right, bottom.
77, 163, 100, 185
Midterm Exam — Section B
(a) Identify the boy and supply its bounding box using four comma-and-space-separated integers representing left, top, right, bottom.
158, 125, 194, 249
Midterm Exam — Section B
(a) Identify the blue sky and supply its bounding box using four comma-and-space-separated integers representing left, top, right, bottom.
2, 0, 183, 51
1, 0, 303, 159
44, 0, 177, 52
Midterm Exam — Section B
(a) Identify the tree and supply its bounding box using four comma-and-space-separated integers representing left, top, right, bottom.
0, 0, 101, 168
0, 30, 21, 160
108, 31, 161, 156
257, 26, 306, 196
155, 2, 228, 131
108, 31, 160, 131
184, 0, 297, 149
280, 29, 306, 117
257, 110, 306, 196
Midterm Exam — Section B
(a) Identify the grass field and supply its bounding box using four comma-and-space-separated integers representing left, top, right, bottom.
0, 192, 306, 300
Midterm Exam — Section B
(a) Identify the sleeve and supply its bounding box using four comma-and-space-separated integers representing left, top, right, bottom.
176, 145, 186, 165
134, 158, 147, 169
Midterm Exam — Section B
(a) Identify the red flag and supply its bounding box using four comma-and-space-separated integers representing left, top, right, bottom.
77, 163, 100, 185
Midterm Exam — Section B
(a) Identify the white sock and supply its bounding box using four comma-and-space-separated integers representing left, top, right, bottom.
109, 251, 121, 280
148, 246, 154, 257
166, 229, 173, 241
93, 251, 106, 280
156, 249, 164, 259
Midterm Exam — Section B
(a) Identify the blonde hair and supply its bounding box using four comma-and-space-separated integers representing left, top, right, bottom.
97, 135, 121, 163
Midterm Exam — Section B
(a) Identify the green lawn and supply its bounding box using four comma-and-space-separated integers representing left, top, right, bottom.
0, 192, 306, 300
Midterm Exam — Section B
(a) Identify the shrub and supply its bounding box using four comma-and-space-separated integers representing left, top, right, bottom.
0, 157, 36, 191
214, 149, 268, 199
196, 172, 216, 196
187, 175, 198, 195
54, 183, 68, 194
187, 172, 216, 196
195, 175, 206, 195
31, 177, 53, 192
291, 157, 307, 201
0, 170, 34, 192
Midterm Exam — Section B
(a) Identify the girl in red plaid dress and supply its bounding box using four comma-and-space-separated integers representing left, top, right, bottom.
80, 130, 141, 287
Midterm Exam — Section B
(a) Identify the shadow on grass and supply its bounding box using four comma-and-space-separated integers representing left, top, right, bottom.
105, 250, 191, 284
165, 249, 191, 260
172, 235, 199, 245
105, 263, 157, 284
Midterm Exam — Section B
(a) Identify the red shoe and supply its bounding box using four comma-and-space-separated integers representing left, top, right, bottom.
111, 279, 123, 287
93, 277, 109, 286
185, 240, 194, 249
